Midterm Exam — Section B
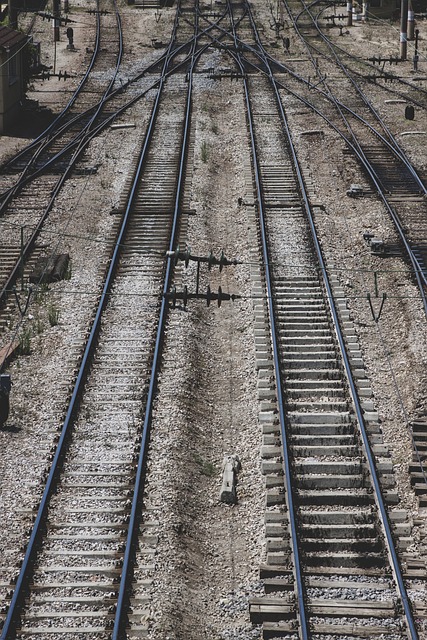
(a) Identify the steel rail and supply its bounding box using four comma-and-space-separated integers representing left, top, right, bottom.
226, 1, 310, 638
0, 15, 238, 319
212, 32, 427, 311
254, 13, 427, 308
129, 7, 427, 326
195, 15, 418, 181
261, 79, 427, 305
303, 0, 427, 192
244, 3, 419, 637
244, 0, 423, 192
0, 3, 185, 636
111, 2, 200, 634
0, 0, 229, 631
0, 6, 231, 206
233, 18, 426, 196
268, 70, 427, 311
2, 0, 107, 170
1, 0, 124, 210
292, 0, 427, 103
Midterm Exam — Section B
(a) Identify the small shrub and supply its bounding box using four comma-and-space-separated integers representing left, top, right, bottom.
33, 282, 50, 304
35, 317, 44, 334
48, 305, 60, 327
194, 453, 216, 477
64, 261, 72, 281
201, 141, 209, 163
18, 328, 32, 355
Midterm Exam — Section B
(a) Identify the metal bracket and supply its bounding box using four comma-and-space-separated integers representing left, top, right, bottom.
367, 291, 387, 323
0, 374, 12, 394
166, 247, 240, 302
165, 285, 240, 308
308, 74, 327, 89
13, 287, 32, 318
33, 70, 73, 81
166, 247, 239, 270
87, 8, 110, 14
35, 11, 74, 24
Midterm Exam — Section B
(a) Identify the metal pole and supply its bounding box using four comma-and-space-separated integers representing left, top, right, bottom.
408, 0, 414, 40
400, 0, 408, 59
53, 0, 60, 42
362, 0, 369, 21
8, 0, 18, 29
347, 0, 353, 26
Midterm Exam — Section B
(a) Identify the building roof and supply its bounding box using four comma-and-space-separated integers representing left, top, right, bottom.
0, 25, 28, 52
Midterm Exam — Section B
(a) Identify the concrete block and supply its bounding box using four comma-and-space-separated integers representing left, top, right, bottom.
364, 410, 379, 422
220, 454, 241, 505
361, 400, 375, 411
261, 461, 284, 475
261, 446, 282, 459
262, 424, 280, 435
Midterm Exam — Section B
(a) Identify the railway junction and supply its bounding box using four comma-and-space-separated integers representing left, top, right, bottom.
1, 0, 427, 638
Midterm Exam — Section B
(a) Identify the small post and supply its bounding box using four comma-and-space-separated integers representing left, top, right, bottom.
0, 374, 12, 427
66, 26, 74, 50
400, 0, 408, 60
64, 0, 69, 12
413, 28, 420, 70
196, 261, 200, 295
220, 455, 241, 504
407, 0, 414, 40
20, 225, 25, 292
279, 0, 284, 28
347, 0, 353, 27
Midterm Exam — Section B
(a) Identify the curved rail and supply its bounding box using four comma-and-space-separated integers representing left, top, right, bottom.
252, 5, 419, 637
1, 0, 124, 211
211, 27, 427, 316
1, 0, 121, 176
293, 0, 427, 105
295, 0, 426, 193
0, 4, 238, 335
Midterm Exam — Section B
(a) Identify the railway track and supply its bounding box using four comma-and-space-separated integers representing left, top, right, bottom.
275, 0, 427, 523
0, 0, 241, 344
0, 0, 125, 347
0, 0, 122, 191
273, 0, 427, 310
1, 1, 427, 638
229, 1, 425, 637
0, 2, 240, 637
293, 0, 427, 111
